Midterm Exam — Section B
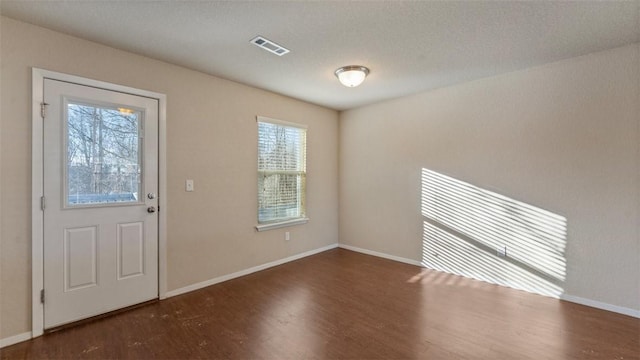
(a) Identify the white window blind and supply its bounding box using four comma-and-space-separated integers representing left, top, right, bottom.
257, 116, 307, 227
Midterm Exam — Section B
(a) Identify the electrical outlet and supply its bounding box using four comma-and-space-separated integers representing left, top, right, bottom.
285, 231, 290, 241
497, 246, 507, 257
185, 179, 194, 192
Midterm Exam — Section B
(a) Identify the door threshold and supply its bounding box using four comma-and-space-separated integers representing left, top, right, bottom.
45, 298, 159, 334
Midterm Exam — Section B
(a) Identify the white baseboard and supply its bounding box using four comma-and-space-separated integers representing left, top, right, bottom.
0, 331, 32, 349
6, 243, 634, 348
165, 243, 339, 298
338, 244, 640, 319
560, 294, 640, 319
338, 244, 422, 267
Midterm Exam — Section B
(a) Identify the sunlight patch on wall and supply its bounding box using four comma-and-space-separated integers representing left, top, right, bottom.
420, 168, 567, 297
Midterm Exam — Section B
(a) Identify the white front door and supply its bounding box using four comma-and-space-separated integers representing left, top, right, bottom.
42, 79, 159, 329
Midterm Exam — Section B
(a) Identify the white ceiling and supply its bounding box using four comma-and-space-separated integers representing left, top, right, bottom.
2, 1, 639, 111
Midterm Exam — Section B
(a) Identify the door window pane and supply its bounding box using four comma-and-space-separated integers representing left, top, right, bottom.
66, 102, 142, 206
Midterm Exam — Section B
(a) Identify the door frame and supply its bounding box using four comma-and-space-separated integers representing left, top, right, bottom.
31, 68, 168, 337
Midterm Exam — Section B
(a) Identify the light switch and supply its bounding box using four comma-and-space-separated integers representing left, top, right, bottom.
185, 179, 194, 192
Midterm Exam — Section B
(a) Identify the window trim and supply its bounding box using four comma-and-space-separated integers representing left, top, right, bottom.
256, 115, 308, 130
255, 116, 308, 231
255, 217, 309, 232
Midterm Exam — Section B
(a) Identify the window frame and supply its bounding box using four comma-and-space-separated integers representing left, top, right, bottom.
255, 116, 309, 232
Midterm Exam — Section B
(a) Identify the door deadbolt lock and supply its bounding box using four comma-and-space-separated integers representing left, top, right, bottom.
147, 206, 156, 213
147, 193, 156, 199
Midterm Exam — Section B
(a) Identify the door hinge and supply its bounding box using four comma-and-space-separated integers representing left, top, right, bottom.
40, 196, 46, 210
40, 102, 49, 119
40, 289, 45, 304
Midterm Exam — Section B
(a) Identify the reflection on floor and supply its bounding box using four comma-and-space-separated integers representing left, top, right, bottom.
2, 249, 638, 359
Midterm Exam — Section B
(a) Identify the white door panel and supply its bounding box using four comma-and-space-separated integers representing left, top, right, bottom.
63, 226, 98, 291
43, 79, 158, 328
117, 222, 145, 279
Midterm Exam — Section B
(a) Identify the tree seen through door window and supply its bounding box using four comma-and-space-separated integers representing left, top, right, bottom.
66, 103, 142, 205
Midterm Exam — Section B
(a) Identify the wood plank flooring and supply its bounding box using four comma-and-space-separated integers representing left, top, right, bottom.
2, 248, 639, 359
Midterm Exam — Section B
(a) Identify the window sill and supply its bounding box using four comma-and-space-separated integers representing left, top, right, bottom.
255, 218, 309, 232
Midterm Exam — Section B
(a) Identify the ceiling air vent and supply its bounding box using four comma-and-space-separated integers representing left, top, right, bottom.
250, 36, 290, 56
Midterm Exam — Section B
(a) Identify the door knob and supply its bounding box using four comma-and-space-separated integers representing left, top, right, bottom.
147, 206, 156, 213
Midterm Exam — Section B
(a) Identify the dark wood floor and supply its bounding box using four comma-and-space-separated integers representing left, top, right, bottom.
2, 248, 639, 359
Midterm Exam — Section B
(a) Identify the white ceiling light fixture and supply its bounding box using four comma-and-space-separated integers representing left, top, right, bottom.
335, 65, 370, 87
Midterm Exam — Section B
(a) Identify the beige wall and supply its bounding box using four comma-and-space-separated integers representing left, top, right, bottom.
0, 17, 339, 338
0, 15, 4, 337
1, 13, 638, 342
340, 44, 640, 311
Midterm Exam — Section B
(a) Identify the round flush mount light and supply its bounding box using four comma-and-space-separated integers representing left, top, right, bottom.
334, 65, 370, 87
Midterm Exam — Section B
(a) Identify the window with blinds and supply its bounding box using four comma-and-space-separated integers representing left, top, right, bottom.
257, 116, 307, 228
